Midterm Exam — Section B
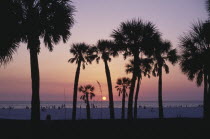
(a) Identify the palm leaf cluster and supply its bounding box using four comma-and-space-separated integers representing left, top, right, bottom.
152, 40, 178, 77
79, 85, 95, 103
111, 19, 160, 59
115, 77, 130, 97
180, 21, 210, 86
125, 58, 153, 79
69, 43, 97, 69
0, 0, 22, 66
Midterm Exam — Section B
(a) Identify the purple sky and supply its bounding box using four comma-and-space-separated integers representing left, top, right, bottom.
0, 0, 209, 101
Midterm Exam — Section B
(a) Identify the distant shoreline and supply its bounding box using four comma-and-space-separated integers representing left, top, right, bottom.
0, 107, 203, 120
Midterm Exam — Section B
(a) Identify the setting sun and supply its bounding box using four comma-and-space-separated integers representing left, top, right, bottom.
102, 96, 107, 101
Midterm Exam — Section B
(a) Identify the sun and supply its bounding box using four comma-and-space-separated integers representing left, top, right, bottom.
102, 96, 107, 101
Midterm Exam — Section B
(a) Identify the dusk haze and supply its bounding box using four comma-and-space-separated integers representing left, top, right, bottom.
0, 0, 208, 101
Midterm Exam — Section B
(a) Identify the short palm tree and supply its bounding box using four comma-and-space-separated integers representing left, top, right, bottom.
2, 0, 75, 121
115, 77, 131, 119
111, 19, 160, 119
79, 85, 95, 120
94, 40, 118, 119
152, 40, 178, 119
125, 58, 152, 119
179, 21, 210, 118
69, 43, 97, 120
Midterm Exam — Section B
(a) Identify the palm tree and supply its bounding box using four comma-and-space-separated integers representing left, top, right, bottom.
179, 21, 210, 118
0, 0, 22, 66
69, 43, 97, 120
94, 40, 118, 119
115, 77, 131, 119
125, 58, 152, 119
79, 85, 95, 120
152, 40, 178, 119
111, 19, 160, 119
2, 0, 75, 121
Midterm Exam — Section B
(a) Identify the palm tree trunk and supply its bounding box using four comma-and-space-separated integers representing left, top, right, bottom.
127, 54, 138, 119
134, 75, 141, 119
104, 60, 115, 119
86, 93, 91, 120
72, 60, 81, 120
207, 74, 210, 119
29, 40, 40, 121
203, 72, 208, 119
121, 87, 126, 119
158, 66, 164, 119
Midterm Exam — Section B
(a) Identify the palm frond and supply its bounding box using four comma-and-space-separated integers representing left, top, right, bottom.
163, 64, 169, 74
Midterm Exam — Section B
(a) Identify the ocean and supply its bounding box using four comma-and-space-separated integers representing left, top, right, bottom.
0, 101, 203, 109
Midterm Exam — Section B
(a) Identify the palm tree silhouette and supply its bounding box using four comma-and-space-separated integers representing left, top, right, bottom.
152, 39, 178, 119
115, 77, 131, 119
94, 40, 118, 119
0, 0, 22, 66
125, 58, 152, 119
111, 19, 160, 119
179, 21, 210, 118
79, 85, 95, 120
2, 0, 75, 121
69, 43, 97, 120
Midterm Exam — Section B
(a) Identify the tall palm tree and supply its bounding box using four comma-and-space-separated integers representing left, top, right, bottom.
111, 19, 160, 119
79, 85, 95, 120
115, 77, 131, 119
179, 21, 210, 118
125, 58, 152, 119
94, 40, 118, 119
152, 40, 178, 119
69, 43, 97, 120
2, 0, 75, 121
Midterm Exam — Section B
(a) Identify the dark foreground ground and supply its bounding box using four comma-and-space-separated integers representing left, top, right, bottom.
0, 119, 209, 138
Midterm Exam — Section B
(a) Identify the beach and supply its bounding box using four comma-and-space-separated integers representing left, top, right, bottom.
0, 107, 203, 120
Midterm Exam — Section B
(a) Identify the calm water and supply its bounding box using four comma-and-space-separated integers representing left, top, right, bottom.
0, 101, 202, 109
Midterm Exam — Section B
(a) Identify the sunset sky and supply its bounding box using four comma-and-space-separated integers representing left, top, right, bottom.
0, 0, 209, 101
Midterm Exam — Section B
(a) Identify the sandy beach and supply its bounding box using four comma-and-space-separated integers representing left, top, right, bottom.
0, 107, 203, 120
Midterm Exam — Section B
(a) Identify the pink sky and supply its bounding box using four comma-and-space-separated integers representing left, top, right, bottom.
0, 0, 208, 101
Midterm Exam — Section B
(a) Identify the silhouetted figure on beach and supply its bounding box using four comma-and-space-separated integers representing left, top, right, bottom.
46, 114, 51, 120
